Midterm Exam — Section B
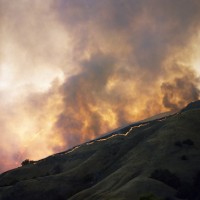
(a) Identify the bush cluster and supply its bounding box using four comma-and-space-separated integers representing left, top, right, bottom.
174, 139, 194, 147
21, 159, 35, 166
150, 169, 181, 189
150, 169, 200, 200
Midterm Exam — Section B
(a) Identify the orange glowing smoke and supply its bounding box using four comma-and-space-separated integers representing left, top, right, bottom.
0, 0, 200, 172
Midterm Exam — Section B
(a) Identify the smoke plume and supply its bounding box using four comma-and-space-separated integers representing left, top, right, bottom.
0, 0, 200, 172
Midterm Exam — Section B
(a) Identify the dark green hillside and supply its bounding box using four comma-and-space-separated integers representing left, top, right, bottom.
0, 101, 200, 200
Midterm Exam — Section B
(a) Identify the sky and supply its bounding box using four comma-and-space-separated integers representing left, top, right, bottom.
0, 0, 200, 172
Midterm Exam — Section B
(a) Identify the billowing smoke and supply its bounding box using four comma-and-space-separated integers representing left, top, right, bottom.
0, 0, 200, 172
162, 73, 200, 111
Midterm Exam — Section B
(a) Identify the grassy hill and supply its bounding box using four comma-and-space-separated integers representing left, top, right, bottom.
0, 101, 200, 200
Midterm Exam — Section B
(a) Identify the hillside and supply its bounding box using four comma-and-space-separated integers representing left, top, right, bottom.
0, 101, 200, 200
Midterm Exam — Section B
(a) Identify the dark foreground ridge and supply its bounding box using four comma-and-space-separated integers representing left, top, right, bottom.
0, 101, 200, 200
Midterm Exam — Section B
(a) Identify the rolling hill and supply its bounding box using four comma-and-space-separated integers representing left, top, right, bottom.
0, 101, 200, 200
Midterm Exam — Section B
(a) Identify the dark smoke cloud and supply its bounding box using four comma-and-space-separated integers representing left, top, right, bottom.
54, 0, 200, 79
52, 0, 200, 146
162, 72, 200, 111
56, 53, 118, 146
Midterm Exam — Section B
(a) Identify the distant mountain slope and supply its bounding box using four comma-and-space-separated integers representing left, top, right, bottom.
0, 101, 200, 200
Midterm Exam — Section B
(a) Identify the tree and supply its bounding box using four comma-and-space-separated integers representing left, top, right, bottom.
150, 169, 181, 189
21, 159, 35, 166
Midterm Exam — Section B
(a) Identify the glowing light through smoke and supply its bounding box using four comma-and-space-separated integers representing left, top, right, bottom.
192, 33, 200, 83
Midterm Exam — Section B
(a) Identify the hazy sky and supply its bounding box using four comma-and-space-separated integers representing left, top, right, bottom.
0, 0, 200, 172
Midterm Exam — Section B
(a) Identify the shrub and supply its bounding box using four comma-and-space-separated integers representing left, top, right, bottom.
174, 139, 194, 147
150, 169, 181, 189
182, 139, 194, 146
21, 159, 35, 166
